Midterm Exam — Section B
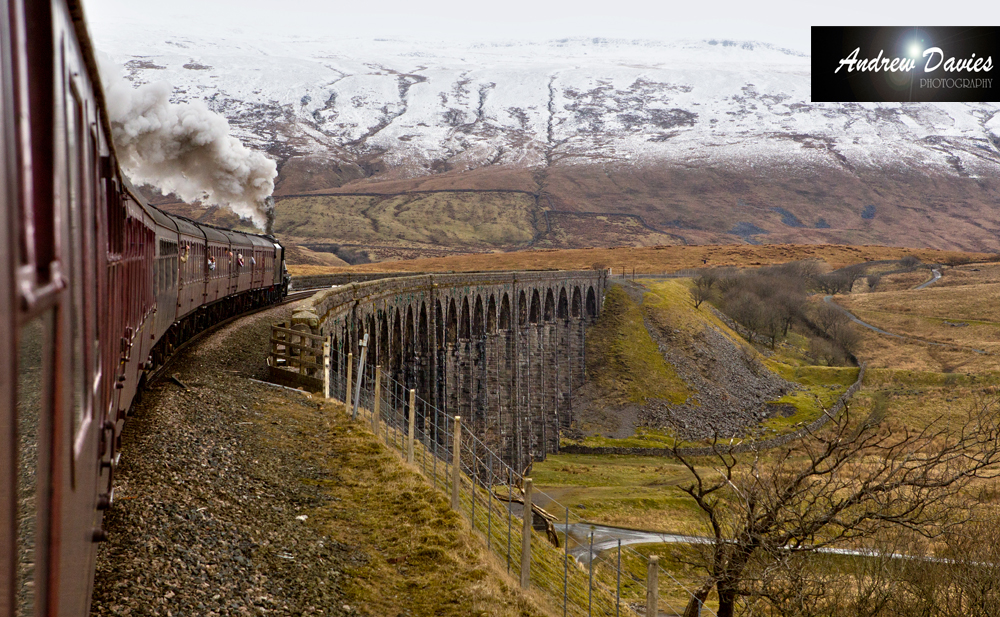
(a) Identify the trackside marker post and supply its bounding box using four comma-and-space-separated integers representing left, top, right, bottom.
322, 341, 330, 399
352, 333, 369, 420
520, 478, 533, 589
345, 352, 353, 416
451, 416, 462, 510
372, 366, 381, 432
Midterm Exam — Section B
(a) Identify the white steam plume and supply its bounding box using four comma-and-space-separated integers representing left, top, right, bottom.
97, 53, 277, 231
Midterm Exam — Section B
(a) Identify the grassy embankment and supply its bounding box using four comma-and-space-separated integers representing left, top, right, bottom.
255, 388, 595, 617
566, 279, 857, 450
258, 386, 659, 617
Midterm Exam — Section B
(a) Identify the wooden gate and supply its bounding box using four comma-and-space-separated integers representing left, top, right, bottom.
267, 321, 327, 391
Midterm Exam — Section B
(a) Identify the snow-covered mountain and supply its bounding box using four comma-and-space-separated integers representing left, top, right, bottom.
92, 25, 1000, 254
94, 29, 1000, 178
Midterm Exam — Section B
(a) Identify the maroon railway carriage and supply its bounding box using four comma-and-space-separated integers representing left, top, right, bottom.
0, 1, 288, 616
203, 225, 232, 304
174, 216, 206, 319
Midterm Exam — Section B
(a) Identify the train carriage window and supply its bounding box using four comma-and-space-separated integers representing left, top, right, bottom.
88, 129, 101, 383
66, 83, 91, 444
106, 186, 124, 255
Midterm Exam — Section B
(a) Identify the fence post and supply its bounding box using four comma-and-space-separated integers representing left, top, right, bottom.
451, 416, 462, 510
564, 508, 569, 617
407, 389, 416, 464
372, 366, 381, 433
352, 333, 369, 420
322, 340, 331, 399
616, 539, 621, 617
345, 352, 353, 415
588, 532, 594, 616
646, 556, 659, 616
520, 477, 533, 589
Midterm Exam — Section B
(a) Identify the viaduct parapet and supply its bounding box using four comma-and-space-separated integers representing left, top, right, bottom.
290, 271, 607, 469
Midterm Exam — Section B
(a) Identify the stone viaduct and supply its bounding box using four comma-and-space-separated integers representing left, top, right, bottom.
290, 271, 607, 469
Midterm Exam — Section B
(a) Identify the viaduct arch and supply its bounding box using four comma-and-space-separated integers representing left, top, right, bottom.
291, 271, 606, 469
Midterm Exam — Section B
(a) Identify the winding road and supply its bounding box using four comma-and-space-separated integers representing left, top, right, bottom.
913, 268, 942, 290
558, 522, 928, 565
823, 268, 985, 354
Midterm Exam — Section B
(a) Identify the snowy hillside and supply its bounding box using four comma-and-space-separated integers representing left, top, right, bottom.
93, 27, 1000, 178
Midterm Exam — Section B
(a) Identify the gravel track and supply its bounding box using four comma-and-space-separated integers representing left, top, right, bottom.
91, 302, 359, 617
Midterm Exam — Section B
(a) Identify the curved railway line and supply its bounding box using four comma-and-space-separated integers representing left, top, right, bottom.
144, 287, 323, 388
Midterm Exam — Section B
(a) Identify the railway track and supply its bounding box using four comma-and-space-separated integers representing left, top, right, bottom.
146, 287, 322, 387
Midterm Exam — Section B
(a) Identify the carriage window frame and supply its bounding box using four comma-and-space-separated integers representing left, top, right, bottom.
66, 65, 95, 457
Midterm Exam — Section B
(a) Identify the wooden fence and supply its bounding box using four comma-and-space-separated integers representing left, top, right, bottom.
268, 321, 328, 391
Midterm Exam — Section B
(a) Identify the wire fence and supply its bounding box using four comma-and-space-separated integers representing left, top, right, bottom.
321, 344, 717, 617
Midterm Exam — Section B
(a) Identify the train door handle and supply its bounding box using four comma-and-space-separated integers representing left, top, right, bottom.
98, 420, 119, 510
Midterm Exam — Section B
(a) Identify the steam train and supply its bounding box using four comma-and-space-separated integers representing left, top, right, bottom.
1, 1, 288, 615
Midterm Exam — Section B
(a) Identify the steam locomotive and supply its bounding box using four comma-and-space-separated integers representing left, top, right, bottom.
1, 1, 288, 615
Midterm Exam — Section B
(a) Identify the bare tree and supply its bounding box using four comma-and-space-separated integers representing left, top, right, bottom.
807, 335, 842, 366
842, 263, 868, 292
813, 271, 852, 295
831, 322, 862, 358
691, 284, 712, 309
773, 289, 805, 337
671, 397, 1000, 617
691, 271, 719, 308
695, 270, 719, 292
725, 290, 764, 342
814, 302, 850, 336
868, 273, 883, 292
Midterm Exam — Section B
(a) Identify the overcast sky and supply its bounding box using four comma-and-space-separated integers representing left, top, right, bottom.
81, 0, 1000, 54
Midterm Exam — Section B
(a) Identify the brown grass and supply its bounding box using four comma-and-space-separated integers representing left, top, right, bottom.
275, 192, 536, 248
934, 263, 1000, 287
272, 157, 1000, 253
824, 265, 1000, 373
286, 244, 991, 277
874, 270, 936, 291
834, 319, 998, 374
847, 284, 1000, 323
831, 280, 1000, 373
259, 391, 556, 617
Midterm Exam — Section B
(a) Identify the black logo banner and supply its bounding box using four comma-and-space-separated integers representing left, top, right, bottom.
812, 27, 1000, 102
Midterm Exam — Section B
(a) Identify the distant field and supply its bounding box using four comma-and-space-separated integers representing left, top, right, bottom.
834, 269, 1000, 373
873, 269, 936, 291
932, 262, 1000, 287
275, 191, 537, 249
286, 244, 993, 276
